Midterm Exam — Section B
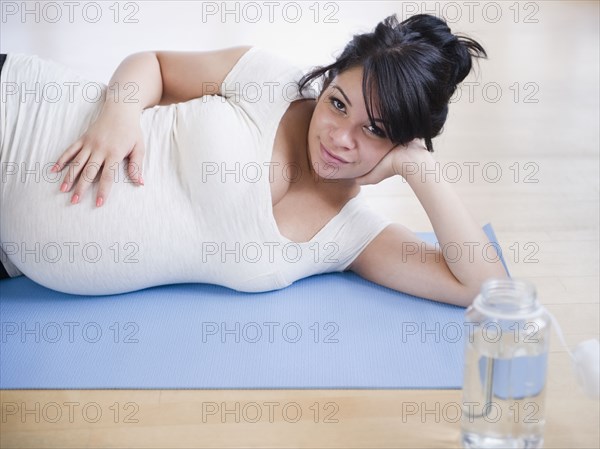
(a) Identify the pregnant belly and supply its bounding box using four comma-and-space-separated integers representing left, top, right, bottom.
0, 54, 194, 294
0, 54, 288, 295
0, 162, 197, 295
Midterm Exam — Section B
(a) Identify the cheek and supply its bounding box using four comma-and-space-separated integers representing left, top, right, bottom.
313, 111, 330, 133
308, 107, 322, 136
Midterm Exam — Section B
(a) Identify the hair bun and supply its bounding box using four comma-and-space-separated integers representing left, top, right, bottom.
398, 14, 487, 87
446, 34, 488, 87
296, 13, 488, 152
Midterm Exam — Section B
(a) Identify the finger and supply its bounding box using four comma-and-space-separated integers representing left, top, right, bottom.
355, 176, 368, 186
363, 162, 386, 185
60, 148, 91, 193
356, 172, 376, 186
70, 156, 104, 204
52, 139, 83, 173
95, 158, 120, 208
127, 145, 145, 185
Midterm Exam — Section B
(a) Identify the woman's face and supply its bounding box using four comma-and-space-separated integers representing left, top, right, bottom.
307, 65, 397, 181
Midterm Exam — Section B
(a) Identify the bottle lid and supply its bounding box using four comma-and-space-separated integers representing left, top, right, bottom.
571, 339, 600, 399
473, 278, 546, 320
545, 307, 599, 400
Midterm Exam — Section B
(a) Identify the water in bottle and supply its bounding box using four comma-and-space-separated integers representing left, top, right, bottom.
461, 278, 551, 449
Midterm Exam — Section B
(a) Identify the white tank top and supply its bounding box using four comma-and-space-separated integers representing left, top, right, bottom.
0, 47, 392, 295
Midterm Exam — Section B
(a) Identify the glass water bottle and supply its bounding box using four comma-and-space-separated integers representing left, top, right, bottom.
461, 278, 551, 449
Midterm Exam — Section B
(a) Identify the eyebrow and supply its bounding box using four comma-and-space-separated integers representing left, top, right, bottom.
331, 84, 386, 123
331, 85, 352, 108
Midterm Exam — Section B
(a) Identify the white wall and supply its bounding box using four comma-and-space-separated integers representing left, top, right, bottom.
1, 1, 493, 82
1, 0, 598, 159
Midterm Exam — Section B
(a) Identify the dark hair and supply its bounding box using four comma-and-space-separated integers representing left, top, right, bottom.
297, 14, 487, 152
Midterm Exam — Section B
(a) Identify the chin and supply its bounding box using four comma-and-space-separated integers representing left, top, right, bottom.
315, 165, 341, 180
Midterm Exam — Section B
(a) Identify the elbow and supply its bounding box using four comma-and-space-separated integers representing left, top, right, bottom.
459, 269, 511, 308
456, 285, 479, 308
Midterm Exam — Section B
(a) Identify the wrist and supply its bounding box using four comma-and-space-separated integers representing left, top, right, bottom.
100, 100, 143, 119
102, 83, 145, 114
393, 148, 436, 179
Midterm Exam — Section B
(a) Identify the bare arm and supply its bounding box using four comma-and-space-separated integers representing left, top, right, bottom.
350, 141, 509, 307
100, 51, 163, 116
102, 46, 253, 113
155, 46, 252, 105
53, 46, 252, 206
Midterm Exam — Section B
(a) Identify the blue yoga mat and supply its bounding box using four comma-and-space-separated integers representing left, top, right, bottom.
0, 224, 505, 389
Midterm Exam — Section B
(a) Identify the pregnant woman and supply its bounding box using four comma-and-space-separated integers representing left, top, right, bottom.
0, 14, 508, 305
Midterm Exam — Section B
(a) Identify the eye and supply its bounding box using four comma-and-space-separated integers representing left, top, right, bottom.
328, 96, 345, 112
366, 123, 387, 138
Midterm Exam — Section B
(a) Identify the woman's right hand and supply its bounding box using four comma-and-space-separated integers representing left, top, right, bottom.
51, 109, 146, 207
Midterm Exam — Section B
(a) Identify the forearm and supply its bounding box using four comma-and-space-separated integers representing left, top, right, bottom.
101, 52, 163, 116
404, 152, 509, 290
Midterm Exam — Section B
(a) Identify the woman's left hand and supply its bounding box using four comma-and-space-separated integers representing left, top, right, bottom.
356, 138, 430, 186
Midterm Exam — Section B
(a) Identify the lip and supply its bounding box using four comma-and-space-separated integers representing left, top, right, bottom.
320, 143, 349, 165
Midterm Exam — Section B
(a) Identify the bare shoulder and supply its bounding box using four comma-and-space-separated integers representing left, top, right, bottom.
346, 222, 408, 276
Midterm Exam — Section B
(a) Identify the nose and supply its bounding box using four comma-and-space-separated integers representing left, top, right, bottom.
329, 124, 357, 151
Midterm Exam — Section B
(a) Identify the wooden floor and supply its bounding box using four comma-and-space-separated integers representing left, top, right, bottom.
1, 2, 598, 448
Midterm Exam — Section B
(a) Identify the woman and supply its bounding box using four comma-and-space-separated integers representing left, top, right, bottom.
0, 14, 508, 305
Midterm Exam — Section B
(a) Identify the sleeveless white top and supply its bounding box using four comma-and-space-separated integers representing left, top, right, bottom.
0, 47, 392, 295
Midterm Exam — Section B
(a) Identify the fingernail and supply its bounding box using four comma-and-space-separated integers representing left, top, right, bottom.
60, 182, 68, 192
50, 164, 57, 173
71, 194, 79, 204
96, 196, 103, 208
139, 175, 144, 186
